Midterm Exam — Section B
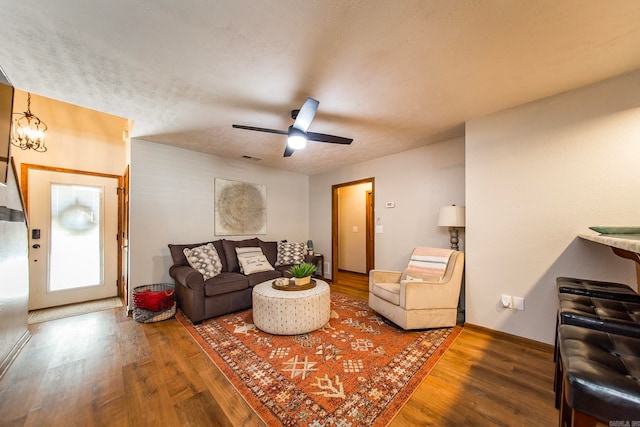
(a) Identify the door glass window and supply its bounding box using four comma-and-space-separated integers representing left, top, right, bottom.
49, 184, 103, 291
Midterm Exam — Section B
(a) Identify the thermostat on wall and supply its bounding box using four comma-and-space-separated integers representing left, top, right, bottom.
385, 202, 395, 208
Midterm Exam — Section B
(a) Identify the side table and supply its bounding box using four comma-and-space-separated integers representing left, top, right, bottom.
304, 254, 324, 280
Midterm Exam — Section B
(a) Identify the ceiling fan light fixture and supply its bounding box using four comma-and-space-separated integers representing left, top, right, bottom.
287, 127, 307, 150
232, 98, 352, 158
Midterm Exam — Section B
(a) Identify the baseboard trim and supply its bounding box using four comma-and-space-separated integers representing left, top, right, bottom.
463, 323, 553, 353
0, 330, 31, 381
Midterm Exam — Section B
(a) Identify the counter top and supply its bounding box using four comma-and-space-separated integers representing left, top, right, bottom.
578, 229, 640, 254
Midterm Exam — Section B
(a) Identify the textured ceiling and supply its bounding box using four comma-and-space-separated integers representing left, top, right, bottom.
1, 0, 640, 175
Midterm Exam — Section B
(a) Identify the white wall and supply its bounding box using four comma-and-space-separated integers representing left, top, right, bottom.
11, 90, 127, 176
466, 70, 640, 344
309, 137, 465, 277
129, 140, 310, 297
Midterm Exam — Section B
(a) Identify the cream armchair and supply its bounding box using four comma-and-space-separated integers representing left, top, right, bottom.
369, 247, 464, 329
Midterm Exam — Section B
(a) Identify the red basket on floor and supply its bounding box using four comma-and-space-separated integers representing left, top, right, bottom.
133, 283, 176, 323
134, 288, 174, 311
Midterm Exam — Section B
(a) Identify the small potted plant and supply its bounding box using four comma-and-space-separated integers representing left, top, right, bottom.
288, 262, 317, 286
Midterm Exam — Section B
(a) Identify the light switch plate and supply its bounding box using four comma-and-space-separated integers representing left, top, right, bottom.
513, 297, 525, 311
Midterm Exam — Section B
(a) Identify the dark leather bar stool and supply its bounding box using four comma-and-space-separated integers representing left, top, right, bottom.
557, 324, 640, 427
553, 277, 640, 363
558, 293, 640, 336
556, 277, 640, 303
554, 293, 640, 408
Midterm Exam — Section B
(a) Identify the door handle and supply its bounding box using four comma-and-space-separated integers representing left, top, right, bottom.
32, 244, 41, 249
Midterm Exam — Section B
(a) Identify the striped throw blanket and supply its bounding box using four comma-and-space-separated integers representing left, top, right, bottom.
406, 247, 453, 278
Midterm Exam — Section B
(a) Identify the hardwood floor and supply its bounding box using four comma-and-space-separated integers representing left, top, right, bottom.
0, 272, 559, 426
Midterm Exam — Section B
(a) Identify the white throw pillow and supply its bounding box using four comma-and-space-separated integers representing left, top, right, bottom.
235, 247, 264, 273
183, 243, 223, 280
238, 254, 274, 275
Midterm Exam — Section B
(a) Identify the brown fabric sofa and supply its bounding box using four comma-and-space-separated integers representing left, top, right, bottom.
168, 238, 294, 323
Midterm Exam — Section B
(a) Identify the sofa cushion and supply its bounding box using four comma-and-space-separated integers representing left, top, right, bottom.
371, 282, 401, 306
222, 238, 260, 273
183, 243, 223, 280
203, 272, 249, 297
275, 241, 305, 266
258, 239, 278, 266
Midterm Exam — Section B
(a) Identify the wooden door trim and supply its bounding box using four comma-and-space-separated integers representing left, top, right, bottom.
120, 165, 130, 303
21, 163, 122, 213
331, 177, 375, 282
366, 190, 374, 273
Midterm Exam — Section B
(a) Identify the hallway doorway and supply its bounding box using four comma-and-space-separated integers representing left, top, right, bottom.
331, 178, 374, 281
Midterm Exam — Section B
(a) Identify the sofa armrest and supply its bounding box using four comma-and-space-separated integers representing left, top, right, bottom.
400, 278, 461, 310
170, 265, 205, 291
369, 270, 402, 290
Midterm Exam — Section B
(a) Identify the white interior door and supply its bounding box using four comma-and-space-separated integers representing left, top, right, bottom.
28, 169, 118, 310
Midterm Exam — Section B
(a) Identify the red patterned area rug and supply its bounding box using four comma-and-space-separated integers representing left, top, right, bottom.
177, 292, 460, 426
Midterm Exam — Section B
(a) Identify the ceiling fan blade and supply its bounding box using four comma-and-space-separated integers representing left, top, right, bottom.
292, 97, 319, 132
283, 145, 295, 157
306, 132, 353, 145
232, 124, 288, 135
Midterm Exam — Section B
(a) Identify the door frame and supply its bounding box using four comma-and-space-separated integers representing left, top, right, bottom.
120, 165, 129, 306
331, 177, 375, 281
21, 163, 125, 298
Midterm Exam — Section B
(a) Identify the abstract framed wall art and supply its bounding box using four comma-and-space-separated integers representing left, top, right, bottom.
214, 178, 266, 235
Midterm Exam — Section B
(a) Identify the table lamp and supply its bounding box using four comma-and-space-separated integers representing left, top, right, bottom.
438, 205, 465, 250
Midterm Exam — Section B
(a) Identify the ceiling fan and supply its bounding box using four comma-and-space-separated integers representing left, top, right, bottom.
232, 97, 353, 157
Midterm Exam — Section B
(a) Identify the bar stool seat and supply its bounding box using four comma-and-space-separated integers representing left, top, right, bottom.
556, 277, 640, 303
554, 293, 640, 408
558, 293, 640, 336
557, 324, 640, 426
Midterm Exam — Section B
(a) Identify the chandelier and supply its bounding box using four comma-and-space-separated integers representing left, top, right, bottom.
12, 92, 48, 152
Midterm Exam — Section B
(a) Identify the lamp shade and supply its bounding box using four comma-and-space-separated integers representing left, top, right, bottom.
437, 205, 465, 227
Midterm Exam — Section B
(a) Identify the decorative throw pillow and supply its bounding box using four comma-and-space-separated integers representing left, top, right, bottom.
235, 247, 264, 273
222, 238, 260, 273
183, 243, 223, 280
275, 241, 306, 266
238, 254, 274, 275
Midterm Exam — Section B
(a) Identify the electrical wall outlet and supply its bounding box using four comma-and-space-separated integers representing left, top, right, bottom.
501, 294, 512, 308
513, 296, 525, 311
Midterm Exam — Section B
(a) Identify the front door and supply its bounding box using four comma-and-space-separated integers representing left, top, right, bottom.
28, 168, 119, 310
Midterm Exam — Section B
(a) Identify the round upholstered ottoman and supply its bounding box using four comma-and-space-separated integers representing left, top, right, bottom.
252, 280, 330, 335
